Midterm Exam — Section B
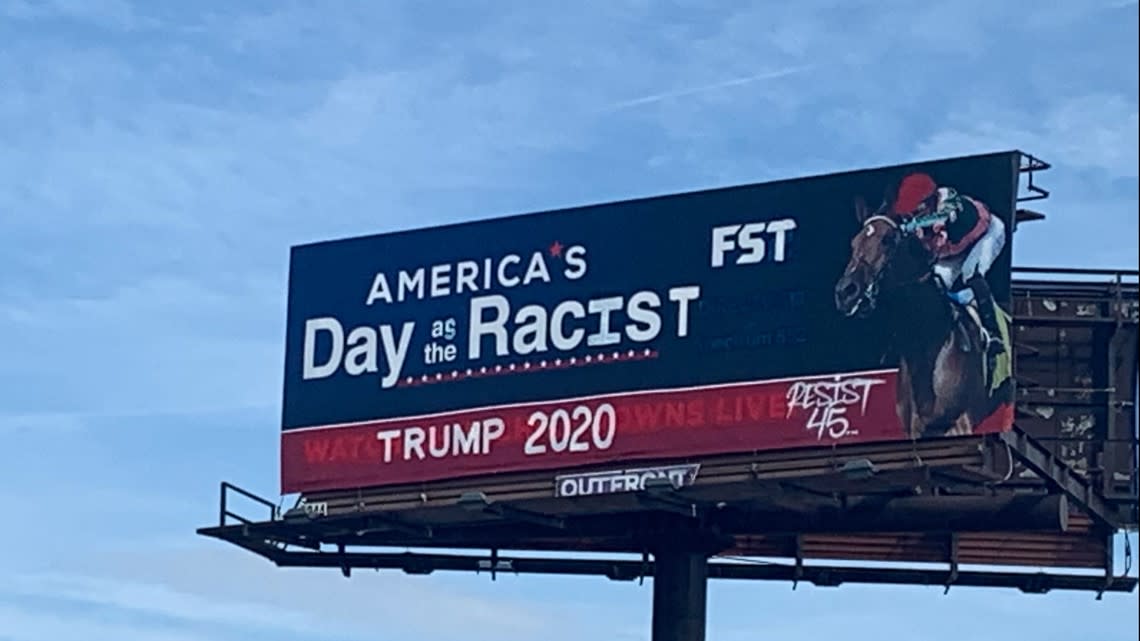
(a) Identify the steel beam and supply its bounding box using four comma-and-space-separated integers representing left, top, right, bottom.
1001, 426, 1119, 527
224, 547, 1137, 594
651, 549, 709, 641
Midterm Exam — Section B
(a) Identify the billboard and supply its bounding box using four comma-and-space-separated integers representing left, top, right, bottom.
281, 151, 1020, 494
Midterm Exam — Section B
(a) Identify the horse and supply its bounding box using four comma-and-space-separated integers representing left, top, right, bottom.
833, 197, 999, 439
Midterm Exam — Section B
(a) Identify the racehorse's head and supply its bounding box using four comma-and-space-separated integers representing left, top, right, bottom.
834, 196, 930, 318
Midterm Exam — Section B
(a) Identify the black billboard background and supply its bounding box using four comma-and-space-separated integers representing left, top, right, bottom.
282, 151, 1020, 430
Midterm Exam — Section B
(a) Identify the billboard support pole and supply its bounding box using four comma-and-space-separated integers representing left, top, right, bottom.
651, 547, 709, 641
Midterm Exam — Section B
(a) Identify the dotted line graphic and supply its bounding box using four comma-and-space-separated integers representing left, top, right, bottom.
397, 349, 660, 387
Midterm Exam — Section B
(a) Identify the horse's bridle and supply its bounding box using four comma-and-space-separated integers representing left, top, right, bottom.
846, 214, 899, 278
846, 214, 934, 314
863, 214, 899, 231
861, 214, 934, 281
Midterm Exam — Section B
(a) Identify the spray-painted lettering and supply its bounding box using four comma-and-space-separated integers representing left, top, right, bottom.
785, 376, 886, 441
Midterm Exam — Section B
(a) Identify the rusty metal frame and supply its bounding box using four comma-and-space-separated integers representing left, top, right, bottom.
1006, 267, 1139, 527
998, 426, 1119, 527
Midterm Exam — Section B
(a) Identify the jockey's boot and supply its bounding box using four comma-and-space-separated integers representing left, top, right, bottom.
968, 274, 1005, 358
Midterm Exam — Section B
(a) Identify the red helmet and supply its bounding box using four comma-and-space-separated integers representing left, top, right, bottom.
893, 172, 937, 215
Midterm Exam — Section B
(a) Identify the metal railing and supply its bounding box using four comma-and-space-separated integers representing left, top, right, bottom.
218, 481, 279, 526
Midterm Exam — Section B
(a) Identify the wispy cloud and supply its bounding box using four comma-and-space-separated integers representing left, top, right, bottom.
602, 65, 815, 112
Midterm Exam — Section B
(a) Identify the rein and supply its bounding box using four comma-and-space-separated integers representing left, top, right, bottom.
860, 214, 935, 284
863, 214, 898, 230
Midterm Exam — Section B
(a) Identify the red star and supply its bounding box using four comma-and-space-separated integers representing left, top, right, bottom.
548, 241, 563, 258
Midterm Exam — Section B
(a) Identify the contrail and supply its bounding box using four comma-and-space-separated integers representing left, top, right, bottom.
602, 65, 814, 112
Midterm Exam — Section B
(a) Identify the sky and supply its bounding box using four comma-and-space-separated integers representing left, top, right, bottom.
0, 0, 1138, 639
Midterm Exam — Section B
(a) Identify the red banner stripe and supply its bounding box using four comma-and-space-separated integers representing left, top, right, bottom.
278, 368, 987, 494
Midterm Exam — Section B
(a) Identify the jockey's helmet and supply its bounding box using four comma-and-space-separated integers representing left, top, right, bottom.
893, 172, 937, 215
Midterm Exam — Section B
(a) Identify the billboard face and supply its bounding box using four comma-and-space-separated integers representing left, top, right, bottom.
281, 151, 1019, 494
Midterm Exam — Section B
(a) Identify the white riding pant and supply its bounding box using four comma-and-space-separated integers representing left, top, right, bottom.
932, 215, 1006, 299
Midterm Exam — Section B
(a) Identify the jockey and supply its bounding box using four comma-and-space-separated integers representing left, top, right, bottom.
892, 172, 1007, 358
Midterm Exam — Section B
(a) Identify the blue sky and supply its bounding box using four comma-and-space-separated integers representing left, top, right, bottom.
1, 0, 1137, 639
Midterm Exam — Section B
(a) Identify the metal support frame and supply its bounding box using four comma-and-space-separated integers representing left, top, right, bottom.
944, 533, 960, 594
349, 514, 434, 538
1000, 426, 1119, 527
637, 478, 704, 519
1004, 268, 1138, 525
201, 481, 1136, 596
219, 481, 278, 525
1106, 299, 1139, 509
456, 491, 566, 530
1017, 152, 1051, 202
203, 544, 1136, 594
651, 548, 710, 641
